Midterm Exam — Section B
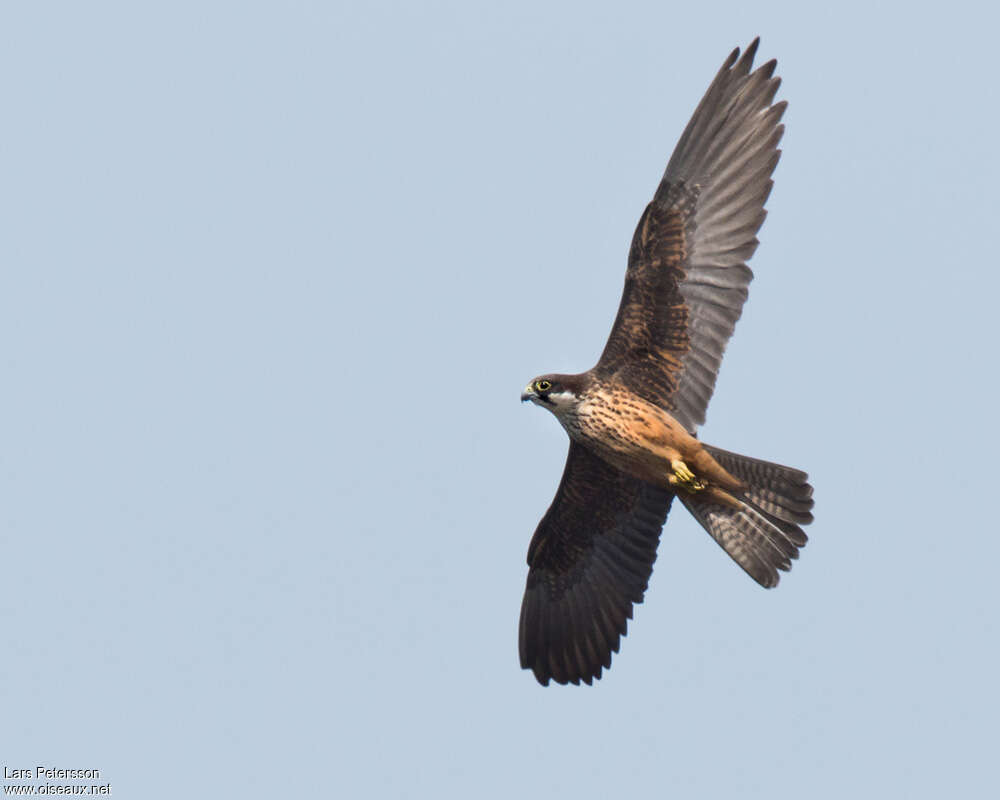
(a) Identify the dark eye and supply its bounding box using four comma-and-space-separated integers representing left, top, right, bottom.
535, 380, 552, 392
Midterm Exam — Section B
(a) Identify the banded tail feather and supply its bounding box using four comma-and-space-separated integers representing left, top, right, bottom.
680, 445, 814, 588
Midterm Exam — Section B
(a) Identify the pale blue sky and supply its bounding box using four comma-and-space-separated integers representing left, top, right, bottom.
2, 1, 998, 797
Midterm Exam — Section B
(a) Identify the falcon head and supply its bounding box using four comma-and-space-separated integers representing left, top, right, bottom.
521, 374, 584, 414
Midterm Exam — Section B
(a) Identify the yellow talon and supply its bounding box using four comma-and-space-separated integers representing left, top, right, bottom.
672, 459, 695, 483
669, 460, 706, 492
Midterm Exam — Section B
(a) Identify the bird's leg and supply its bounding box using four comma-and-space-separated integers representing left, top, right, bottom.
668, 459, 707, 492
671, 459, 695, 483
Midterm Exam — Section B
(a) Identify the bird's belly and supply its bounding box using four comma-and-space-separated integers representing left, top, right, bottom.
584, 439, 667, 485
564, 400, 692, 484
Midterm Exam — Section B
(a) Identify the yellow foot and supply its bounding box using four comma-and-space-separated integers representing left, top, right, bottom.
668, 459, 707, 492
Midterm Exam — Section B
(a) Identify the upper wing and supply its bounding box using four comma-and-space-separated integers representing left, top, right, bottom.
595, 39, 786, 433
519, 442, 674, 686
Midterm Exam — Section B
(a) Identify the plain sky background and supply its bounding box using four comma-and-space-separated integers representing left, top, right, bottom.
2, 1, 998, 797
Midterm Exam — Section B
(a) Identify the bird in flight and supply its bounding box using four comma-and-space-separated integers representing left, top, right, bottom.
519, 39, 814, 686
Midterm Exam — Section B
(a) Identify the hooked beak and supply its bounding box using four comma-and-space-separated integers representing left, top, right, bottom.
521, 384, 534, 403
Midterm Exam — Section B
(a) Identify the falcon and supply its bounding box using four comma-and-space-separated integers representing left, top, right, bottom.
519, 39, 814, 686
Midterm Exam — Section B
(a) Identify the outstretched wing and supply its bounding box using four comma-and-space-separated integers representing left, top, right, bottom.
519, 443, 674, 685
595, 39, 786, 433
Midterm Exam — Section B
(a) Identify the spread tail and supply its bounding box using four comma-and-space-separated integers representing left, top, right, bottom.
680, 445, 814, 588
